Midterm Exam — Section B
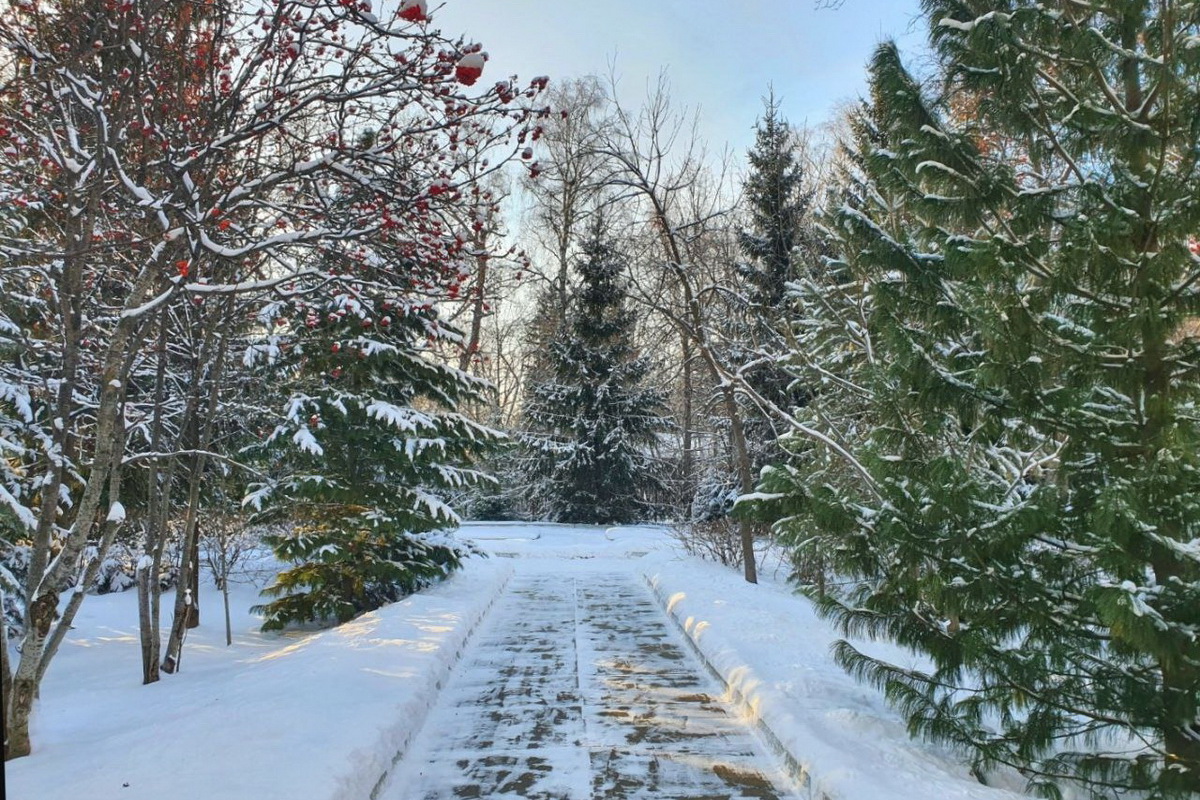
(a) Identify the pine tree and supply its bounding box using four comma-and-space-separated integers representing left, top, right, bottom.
248, 284, 496, 631
753, 3, 1200, 797
522, 225, 670, 524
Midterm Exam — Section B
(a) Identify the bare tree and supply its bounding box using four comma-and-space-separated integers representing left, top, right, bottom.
200, 510, 258, 647
520, 76, 613, 317
594, 75, 762, 582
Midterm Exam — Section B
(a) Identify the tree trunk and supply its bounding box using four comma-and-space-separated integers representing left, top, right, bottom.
5, 585, 56, 760
187, 532, 200, 629
138, 313, 171, 684
162, 320, 231, 672
136, 561, 160, 685
161, 459, 205, 673
678, 333, 695, 508
720, 383, 758, 584
5, 673, 35, 760
1, 585, 12, 755
222, 564, 232, 647
459, 241, 490, 374
8, 312, 145, 758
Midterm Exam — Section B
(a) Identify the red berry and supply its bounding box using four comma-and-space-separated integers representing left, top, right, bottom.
398, 0, 426, 22
455, 53, 485, 86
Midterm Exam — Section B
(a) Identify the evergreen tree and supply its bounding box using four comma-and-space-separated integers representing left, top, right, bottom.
739, 91, 815, 310
248, 283, 496, 631
717, 93, 819, 527
751, 98, 905, 591
738, 94, 820, 441
753, 3, 1200, 797
522, 226, 670, 524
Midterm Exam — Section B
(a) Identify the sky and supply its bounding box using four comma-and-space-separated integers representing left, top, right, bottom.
431, 0, 929, 158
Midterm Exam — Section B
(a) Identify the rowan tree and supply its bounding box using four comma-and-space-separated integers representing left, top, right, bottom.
0, 0, 545, 758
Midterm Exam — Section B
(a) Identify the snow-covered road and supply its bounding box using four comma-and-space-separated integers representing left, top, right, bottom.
380, 566, 799, 800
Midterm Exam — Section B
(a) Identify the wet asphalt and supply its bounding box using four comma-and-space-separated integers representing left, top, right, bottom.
380, 569, 797, 800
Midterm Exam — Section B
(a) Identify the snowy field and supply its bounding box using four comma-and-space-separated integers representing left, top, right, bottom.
7, 524, 1026, 800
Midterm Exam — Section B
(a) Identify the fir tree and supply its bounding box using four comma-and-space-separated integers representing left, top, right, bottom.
248, 284, 496, 631
753, 4, 1200, 797
522, 225, 669, 524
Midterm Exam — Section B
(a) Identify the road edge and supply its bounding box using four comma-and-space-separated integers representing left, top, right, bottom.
642, 571, 834, 800
356, 563, 516, 800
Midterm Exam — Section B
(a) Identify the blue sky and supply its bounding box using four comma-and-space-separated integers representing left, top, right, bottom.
432, 0, 928, 156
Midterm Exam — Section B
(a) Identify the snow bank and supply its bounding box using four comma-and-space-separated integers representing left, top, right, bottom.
462, 520, 674, 559
643, 555, 1026, 800
6, 558, 512, 800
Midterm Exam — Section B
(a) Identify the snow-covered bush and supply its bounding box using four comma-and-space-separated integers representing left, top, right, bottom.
689, 472, 738, 523
670, 520, 743, 568
88, 542, 179, 596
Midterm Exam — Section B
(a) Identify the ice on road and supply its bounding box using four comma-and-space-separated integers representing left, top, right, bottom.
381, 567, 798, 800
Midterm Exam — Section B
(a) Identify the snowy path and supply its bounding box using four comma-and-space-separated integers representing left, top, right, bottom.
380, 567, 799, 800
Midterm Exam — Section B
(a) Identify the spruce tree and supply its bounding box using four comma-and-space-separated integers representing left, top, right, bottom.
522, 226, 669, 524
734, 94, 819, 460
739, 91, 815, 310
248, 284, 495, 631
754, 3, 1200, 797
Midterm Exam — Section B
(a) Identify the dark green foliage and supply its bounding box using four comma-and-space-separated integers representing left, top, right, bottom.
249, 289, 495, 631
726, 93, 821, 505
752, 2, 1200, 797
522, 225, 670, 524
255, 513, 464, 631
739, 91, 816, 310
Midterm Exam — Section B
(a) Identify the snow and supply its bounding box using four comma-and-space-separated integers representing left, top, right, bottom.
936, 12, 1012, 33
7, 552, 514, 800
291, 425, 324, 456
106, 501, 126, 523
0, 482, 36, 529
642, 553, 1026, 800
7, 524, 1026, 800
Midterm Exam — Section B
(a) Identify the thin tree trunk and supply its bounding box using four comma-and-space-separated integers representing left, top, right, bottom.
138, 312, 171, 684
221, 546, 232, 647
187, 531, 200, 629
1, 584, 12, 753
678, 334, 695, 507
161, 455, 205, 674
719, 383, 758, 584
459, 241, 490, 374
162, 318, 231, 673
